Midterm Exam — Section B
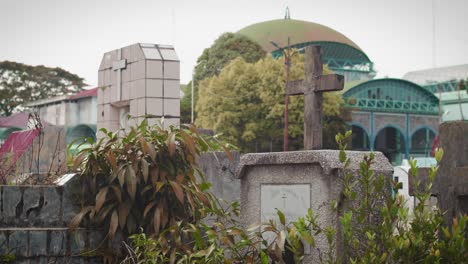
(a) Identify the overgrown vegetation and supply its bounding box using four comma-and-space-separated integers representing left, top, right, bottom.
71, 123, 467, 263
70, 121, 236, 262
0, 113, 67, 184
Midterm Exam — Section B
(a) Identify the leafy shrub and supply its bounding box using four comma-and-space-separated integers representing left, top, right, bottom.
70, 121, 234, 261
336, 132, 467, 263
71, 123, 467, 263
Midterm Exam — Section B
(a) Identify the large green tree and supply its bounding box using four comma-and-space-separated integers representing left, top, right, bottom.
181, 32, 266, 123
196, 54, 349, 152
0, 61, 86, 116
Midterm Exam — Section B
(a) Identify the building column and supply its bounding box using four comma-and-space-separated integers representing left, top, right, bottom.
405, 113, 410, 159
370, 112, 375, 151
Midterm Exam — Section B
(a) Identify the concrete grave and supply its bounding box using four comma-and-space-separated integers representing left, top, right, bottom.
98, 43, 180, 136
236, 150, 393, 263
409, 121, 468, 227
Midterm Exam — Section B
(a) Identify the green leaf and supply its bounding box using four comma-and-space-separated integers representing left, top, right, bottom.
260, 250, 268, 264
108, 210, 119, 241
95, 187, 109, 213
69, 206, 93, 230
118, 199, 131, 229
141, 158, 149, 183
277, 209, 286, 226
339, 150, 346, 163
435, 148, 444, 163
169, 181, 185, 205
126, 166, 137, 201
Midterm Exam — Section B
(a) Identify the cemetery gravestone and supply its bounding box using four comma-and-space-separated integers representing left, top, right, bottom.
408, 121, 468, 227
97, 43, 180, 135
237, 151, 393, 262
237, 45, 393, 263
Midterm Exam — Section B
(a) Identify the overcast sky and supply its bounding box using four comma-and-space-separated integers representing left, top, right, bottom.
1, 0, 467, 86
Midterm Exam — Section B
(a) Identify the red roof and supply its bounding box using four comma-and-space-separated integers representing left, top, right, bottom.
69, 87, 98, 100
0, 112, 30, 128
0, 129, 40, 174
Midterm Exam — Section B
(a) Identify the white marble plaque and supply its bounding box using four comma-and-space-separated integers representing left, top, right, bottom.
260, 184, 311, 253
261, 184, 310, 223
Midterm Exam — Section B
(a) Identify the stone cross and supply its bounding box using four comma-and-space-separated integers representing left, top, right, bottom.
286, 45, 344, 150
112, 49, 127, 107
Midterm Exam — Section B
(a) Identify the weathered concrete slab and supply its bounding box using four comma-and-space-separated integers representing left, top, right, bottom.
198, 151, 241, 204
237, 150, 393, 263
409, 121, 468, 227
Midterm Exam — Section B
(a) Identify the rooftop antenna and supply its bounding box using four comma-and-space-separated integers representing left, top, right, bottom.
271, 38, 296, 152
285, 6, 291, 20
432, 0, 436, 68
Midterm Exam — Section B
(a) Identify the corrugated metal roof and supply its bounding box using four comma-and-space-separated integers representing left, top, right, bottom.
403, 64, 468, 85
24, 87, 97, 107
0, 112, 30, 128
0, 129, 40, 173
69, 87, 98, 100
24, 95, 69, 107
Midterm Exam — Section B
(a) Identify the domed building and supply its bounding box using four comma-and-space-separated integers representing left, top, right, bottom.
236, 13, 447, 165
237, 15, 375, 82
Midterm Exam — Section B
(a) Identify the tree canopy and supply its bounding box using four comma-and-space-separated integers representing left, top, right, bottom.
0, 61, 86, 116
193, 32, 266, 84
196, 53, 349, 152
181, 32, 266, 123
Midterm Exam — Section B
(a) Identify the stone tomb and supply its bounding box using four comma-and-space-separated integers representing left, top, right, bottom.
97, 43, 180, 134
409, 121, 468, 227
236, 150, 393, 263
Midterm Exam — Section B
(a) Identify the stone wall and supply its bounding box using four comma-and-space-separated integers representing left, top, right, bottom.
0, 177, 103, 263
198, 151, 241, 204
351, 111, 371, 133
0, 152, 241, 263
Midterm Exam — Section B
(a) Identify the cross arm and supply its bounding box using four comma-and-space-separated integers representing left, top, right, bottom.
316, 74, 344, 92
285, 80, 305, 95
112, 59, 127, 70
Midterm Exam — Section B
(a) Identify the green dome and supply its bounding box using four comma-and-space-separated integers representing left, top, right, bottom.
237, 19, 363, 53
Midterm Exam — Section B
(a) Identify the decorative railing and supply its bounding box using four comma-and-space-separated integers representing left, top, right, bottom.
344, 97, 439, 115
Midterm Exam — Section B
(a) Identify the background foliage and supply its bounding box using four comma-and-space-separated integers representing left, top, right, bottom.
0, 61, 86, 116
180, 32, 266, 124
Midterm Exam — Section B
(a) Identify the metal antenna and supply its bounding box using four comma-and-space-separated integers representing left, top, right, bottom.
271, 37, 296, 152
285, 6, 291, 20
432, 0, 436, 68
